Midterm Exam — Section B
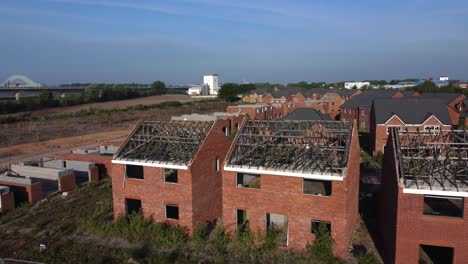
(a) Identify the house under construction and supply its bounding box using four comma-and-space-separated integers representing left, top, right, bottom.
379, 129, 468, 264
111, 117, 242, 232
222, 120, 360, 258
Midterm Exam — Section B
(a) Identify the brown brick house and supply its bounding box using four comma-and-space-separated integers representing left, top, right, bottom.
379, 129, 468, 264
111, 118, 242, 233
222, 120, 360, 258
370, 98, 455, 154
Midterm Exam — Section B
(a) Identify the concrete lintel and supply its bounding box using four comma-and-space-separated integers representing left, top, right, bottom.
112, 159, 188, 170
403, 188, 468, 197
223, 166, 344, 181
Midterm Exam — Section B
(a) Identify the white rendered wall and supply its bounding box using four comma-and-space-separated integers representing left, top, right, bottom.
204, 75, 219, 95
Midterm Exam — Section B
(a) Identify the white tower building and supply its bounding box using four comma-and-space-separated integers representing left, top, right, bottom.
203, 74, 219, 95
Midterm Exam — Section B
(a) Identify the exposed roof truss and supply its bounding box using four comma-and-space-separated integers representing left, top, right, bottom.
226, 120, 352, 176
395, 129, 468, 191
114, 121, 213, 166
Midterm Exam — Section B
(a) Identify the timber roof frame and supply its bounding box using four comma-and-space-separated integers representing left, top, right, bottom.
113, 120, 214, 166
226, 120, 352, 176
394, 128, 468, 192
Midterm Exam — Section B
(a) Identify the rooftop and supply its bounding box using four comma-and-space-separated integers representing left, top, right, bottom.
113, 120, 214, 167
225, 120, 352, 177
394, 129, 468, 193
281, 108, 332, 121
341, 90, 401, 109
373, 98, 452, 124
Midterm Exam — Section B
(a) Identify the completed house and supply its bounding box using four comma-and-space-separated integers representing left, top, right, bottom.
370, 98, 456, 154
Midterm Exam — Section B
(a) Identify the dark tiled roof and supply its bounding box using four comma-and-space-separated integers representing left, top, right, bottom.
270, 87, 302, 98
281, 108, 332, 121
373, 98, 451, 124
419, 93, 464, 104
341, 90, 400, 109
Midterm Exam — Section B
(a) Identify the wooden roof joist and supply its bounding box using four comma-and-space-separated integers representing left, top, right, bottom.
226, 120, 352, 176
394, 128, 468, 192
114, 120, 214, 166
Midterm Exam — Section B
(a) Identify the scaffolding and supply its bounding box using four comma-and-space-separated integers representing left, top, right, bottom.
395, 128, 468, 191
114, 121, 214, 166
227, 120, 352, 175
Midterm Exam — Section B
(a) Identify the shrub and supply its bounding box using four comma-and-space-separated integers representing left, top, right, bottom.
308, 222, 343, 264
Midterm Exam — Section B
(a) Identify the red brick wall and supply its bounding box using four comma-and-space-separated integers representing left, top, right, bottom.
0, 181, 43, 204
378, 130, 399, 263
89, 167, 100, 183
221, 122, 360, 259
373, 116, 452, 154
394, 192, 468, 264
340, 107, 357, 124
0, 192, 15, 212
190, 119, 233, 228
59, 173, 76, 192
28, 183, 44, 203
111, 119, 236, 233
111, 165, 194, 231
379, 129, 468, 264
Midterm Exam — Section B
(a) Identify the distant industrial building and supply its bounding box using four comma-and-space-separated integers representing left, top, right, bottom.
187, 74, 220, 96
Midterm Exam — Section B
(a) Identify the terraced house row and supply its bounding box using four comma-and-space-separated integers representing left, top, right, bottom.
110, 112, 360, 258
108, 93, 468, 262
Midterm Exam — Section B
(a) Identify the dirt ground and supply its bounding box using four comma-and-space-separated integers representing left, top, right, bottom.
0, 94, 203, 118
0, 99, 228, 164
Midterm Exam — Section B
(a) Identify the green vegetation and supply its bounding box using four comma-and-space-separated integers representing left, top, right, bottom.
287, 81, 328, 90
408, 80, 468, 96
308, 223, 344, 264
217, 83, 257, 102
0, 99, 220, 124
0, 177, 359, 263
0, 81, 168, 115
361, 149, 382, 171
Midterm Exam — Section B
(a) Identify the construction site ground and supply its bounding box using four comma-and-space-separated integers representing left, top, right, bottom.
0, 178, 381, 264
0, 96, 228, 166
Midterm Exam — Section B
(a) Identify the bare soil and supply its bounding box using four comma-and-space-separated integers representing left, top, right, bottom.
0, 99, 228, 163
0, 94, 201, 118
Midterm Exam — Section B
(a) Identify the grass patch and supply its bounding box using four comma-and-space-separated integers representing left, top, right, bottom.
360, 149, 382, 171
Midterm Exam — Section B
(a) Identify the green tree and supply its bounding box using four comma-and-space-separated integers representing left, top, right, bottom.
218, 83, 240, 102
150, 80, 167, 95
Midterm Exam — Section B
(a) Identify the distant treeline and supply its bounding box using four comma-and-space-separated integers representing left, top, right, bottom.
0, 81, 168, 115
407, 80, 468, 96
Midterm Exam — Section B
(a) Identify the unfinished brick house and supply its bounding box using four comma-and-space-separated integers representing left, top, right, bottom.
0, 186, 14, 213
55, 143, 120, 178
111, 118, 242, 233
226, 103, 287, 120
222, 120, 360, 258
295, 92, 344, 119
370, 98, 455, 155
379, 129, 468, 264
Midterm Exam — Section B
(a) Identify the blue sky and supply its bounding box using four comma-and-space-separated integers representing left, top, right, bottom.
1, 0, 467, 85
